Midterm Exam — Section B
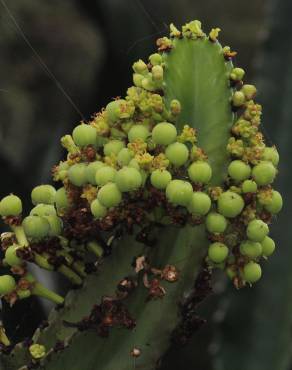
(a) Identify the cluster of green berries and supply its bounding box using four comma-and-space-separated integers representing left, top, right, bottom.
63, 120, 213, 218
52, 54, 214, 223
204, 65, 282, 286
0, 188, 103, 305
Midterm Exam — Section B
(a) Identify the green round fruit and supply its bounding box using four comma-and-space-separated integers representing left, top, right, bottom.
165, 142, 189, 166
31, 185, 56, 205
133, 73, 144, 87
188, 192, 211, 216
264, 190, 283, 214
170, 99, 181, 115
30, 204, 56, 217
115, 167, 142, 192
232, 91, 246, 107
68, 163, 87, 187
246, 219, 269, 242
261, 236, 276, 257
133, 60, 148, 74
252, 161, 276, 186
97, 183, 122, 208
0, 195, 22, 216
243, 261, 262, 283
106, 99, 127, 122
5, 245, 22, 266
128, 125, 149, 142
262, 147, 279, 166
72, 124, 97, 147
55, 187, 70, 212
152, 65, 163, 81
242, 179, 257, 193
149, 53, 162, 66
240, 240, 262, 258
152, 122, 177, 145
205, 212, 227, 233
117, 148, 134, 166
0, 275, 16, 295
165, 180, 193, 207
128, 159, 140, 170
142, 76, 156, 91
90, 199, 107, 219
103, 140, 125, 156
241, 84, 257, 100
217, 191, 244, 218
45, 215, 63, 236
85, 161, 105, 185
228, 160, 251, 182
150, 169, 172, 189
208, 242, 229, 263
95, 166, 117, 186
188, 161, 212, 184
22, 216, 50, 240
230, 67, 245, 81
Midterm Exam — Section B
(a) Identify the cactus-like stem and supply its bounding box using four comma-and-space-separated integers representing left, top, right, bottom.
0, 20, 281, 370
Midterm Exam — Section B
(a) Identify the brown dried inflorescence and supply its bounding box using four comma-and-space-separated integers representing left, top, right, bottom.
171, 266, 212, 345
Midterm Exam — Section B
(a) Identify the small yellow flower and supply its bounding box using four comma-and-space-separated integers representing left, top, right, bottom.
61, 135, 80, 155
209, 28, 221, 42
223, 46, 237, 58
29, 343, 46, 359
182, 20, 205, 39
151, 153, 169, 170
177, 125, 197, 144
257, 187, 273, 206
91, 113, 110, 136
227, 137, 244, 157
81, 185, 98, 203
208, 186, 223, 201
135, 152, 154, 170
104, 154, 118, 168
128, 139, 147, 154
170, 23, 181, 38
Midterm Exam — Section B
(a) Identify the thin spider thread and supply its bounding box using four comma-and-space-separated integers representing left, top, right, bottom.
0, 0, 85, 120
134, 0, 161, 32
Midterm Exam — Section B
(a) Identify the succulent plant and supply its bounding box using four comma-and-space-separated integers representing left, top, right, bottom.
0, 20, 282, 370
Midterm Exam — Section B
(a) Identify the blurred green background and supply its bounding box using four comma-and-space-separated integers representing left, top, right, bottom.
0, 0, 291, 369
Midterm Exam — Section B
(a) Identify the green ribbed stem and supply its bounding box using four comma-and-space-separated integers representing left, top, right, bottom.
2, 25, 235, 370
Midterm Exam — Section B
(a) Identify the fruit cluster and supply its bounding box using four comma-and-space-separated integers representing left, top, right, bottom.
0, 20, 282, 310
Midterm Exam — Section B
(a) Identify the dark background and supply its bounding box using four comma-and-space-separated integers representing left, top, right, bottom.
0, 1, 291, 369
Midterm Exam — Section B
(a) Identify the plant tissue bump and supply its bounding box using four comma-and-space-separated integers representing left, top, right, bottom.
0, 20, 282, 370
